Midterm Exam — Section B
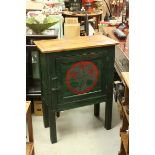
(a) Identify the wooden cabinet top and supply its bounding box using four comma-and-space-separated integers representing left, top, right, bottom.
34, 35, 118, 53
122, 72, 129, 88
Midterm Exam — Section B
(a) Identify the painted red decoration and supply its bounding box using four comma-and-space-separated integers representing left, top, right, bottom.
66, 61, 99, 95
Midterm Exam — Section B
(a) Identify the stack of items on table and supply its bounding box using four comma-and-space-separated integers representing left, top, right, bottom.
64, 17, 80, 39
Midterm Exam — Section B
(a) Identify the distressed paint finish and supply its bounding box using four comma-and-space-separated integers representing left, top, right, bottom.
66, 61, 99, 95
36, 37, 116, 143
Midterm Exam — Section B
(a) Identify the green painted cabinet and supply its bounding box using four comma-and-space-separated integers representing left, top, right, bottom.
35, 35, 118, 143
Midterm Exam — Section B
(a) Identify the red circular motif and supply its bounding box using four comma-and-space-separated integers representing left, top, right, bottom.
66, 61, 99, 95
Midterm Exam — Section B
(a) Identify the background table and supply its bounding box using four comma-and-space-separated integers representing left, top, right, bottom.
62, 11, 102, 29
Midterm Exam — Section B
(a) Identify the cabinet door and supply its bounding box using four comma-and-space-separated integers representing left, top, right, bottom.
54, 51, 108, 110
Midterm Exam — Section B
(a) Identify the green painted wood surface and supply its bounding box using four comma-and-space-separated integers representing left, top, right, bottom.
38, 45, 115, 143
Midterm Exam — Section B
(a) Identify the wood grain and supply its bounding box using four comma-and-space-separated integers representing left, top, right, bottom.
123, 106, 129, 122
122, 72, 129, 88
26, 101, 34, 143
34, 34, 118, 53
120, 132, 129, 154
26, 101, 31, 114
26, 142, 34, 155
26, 101, 34, 154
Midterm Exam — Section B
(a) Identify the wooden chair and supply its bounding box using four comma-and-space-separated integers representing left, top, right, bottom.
26, 101, 35, 155
118, 72, 129, 155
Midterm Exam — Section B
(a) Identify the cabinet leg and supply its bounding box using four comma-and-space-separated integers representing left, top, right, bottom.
94, 103, 100, 117
105, 99, 113, 130
49, 111, 57, 144
42, 103, 49, 128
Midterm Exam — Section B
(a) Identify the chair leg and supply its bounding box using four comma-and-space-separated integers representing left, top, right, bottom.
94, 103, 100, 117
118, 142, 126, 155
32, 148, 35, 155
49, 110, 57, 144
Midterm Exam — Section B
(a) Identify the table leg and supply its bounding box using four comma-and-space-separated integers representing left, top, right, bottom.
96, 15, 101, 29
49, 110, 57, 143
94, 103, 100, 117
